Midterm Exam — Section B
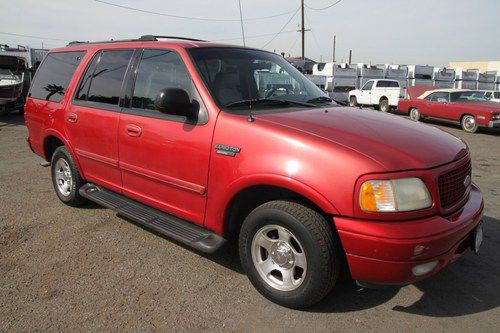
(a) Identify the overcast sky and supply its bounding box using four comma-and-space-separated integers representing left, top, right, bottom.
1, 0, 499, 66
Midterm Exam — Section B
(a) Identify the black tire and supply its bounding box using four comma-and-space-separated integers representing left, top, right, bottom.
461, 114, 479, 133
379, 99, 389, 112
51, 146, 87, 207
239, 200, 341, 309
349, 96, 357, 107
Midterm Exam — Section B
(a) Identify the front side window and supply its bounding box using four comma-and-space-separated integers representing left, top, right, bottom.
132, 49, 191, 110
189, 47, 332, 111
362, 81, 374, 90
450, 91, 489, 102
75, 49, 133, 106
29, 51, 85, 102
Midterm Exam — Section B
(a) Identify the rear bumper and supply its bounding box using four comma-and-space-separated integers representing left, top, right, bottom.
335, 185, 483, 285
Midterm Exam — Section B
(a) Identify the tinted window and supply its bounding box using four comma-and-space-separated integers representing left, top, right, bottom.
494, 92, 500, 99
75, 53, 100, 100
77, 49, 133, 105
362, 81, 373, 90
376, 80, 399, 88
29, 51, 85, 102
132, 49, 191, 110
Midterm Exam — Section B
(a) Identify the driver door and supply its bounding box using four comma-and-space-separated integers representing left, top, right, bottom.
358, 80, 373, 104
423, 92, 450, 119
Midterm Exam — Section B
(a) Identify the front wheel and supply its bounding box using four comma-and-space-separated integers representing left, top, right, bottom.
349, 96, 357, 107
239, 200, 341, 309
461, 115, 479, 133
409, 107, 420, 121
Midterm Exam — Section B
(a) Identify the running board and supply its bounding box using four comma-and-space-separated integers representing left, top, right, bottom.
79, 183, 226, 254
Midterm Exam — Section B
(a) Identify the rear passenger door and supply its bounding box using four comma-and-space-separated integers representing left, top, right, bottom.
118, 49, 213, 225
67, 49, 134, 193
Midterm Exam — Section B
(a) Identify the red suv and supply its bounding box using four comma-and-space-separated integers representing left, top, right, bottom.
24, 35, 484, 308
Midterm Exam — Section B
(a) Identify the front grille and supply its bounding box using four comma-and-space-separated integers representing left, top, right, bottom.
438, 159, 472, 208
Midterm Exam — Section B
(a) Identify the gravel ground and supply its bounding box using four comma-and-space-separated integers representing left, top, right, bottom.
1, 112, 499, 332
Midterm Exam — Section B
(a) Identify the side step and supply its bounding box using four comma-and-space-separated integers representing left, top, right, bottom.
79, 183, 226, 254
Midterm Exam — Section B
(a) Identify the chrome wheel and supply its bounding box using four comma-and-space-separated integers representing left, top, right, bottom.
462, 115, 476, 132
54, 158, 72, 196
251, 224, 307, 291
410, 108, 420, 121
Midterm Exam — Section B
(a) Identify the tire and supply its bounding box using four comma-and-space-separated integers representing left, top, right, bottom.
461, 114, 479, 133
51, 146, 87, 206
349, 96, 357, 107
409, 107, 420, 121
379, 99, 389, 112
239, 200, 341, 309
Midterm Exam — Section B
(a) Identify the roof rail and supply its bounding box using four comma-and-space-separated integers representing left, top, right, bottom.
67, 35, 207, 46
139, 35, 207, 42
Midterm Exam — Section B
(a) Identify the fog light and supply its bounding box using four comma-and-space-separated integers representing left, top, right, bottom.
412, 261, 438, 277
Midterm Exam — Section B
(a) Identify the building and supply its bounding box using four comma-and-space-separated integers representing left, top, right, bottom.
448, 61, 500, 72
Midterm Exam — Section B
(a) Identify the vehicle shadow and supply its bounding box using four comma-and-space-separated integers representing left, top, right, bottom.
0, 112, 25, 127
307, 215, 500, 317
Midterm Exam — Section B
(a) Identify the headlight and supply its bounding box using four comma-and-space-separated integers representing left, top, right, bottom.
359, 178, 432, 212
492, 114, 500, 120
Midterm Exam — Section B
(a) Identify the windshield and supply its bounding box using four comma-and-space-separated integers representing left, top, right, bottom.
189, 47, 334, 111
450, 91, 489, 102
0, 68, 14, 76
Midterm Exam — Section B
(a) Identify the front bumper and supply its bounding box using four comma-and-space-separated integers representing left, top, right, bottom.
488, 119, 500, 128
335, 185, 483, 285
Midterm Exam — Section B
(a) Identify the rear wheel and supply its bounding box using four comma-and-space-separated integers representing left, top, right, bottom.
51, 146, 87, 206
239, 200, 341, 309
349, 96, 357, 107
409, 107, 420, 121
379, 99, 390, 112
461, 114, 479, 133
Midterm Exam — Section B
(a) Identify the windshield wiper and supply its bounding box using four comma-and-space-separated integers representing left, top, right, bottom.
306, 96, 333, 104
225, 98, 315, 108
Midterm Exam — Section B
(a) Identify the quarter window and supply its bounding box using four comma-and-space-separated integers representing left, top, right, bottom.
28, 51, 85, 102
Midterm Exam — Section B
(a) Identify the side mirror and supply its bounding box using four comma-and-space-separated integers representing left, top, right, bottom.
154, 88, 196, 118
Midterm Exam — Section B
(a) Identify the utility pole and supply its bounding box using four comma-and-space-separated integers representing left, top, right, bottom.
349, 50, 352, 64
301, 0, 305, 60
332, 35, 336, 62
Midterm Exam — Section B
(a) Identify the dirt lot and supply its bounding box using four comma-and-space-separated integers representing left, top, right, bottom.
1, 112, 499, 332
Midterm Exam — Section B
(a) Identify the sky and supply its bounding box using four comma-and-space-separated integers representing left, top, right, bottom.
1, 0, 499, 66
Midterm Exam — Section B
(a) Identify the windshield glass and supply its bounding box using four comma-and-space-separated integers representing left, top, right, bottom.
189, 47, 334, 111
0, 68, 14, 76
450, 91, 489, 102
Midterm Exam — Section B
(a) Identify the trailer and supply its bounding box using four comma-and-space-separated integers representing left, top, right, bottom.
383, 64, 408, 88
407, 65, 434, 80
409, 79, 433, 87
454, 68, 479, 90
331, 64, 358, 102
304, 74, 328, 90
433, 67, 455, 89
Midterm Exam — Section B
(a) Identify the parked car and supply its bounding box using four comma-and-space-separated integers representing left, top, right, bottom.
25, 36, 484, 308
348, 79, 404, 112
398, 88, 500, 133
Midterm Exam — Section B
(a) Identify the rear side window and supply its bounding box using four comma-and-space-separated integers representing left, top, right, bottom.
376, 80, 399, 88
75, 49, 133, 106
28, 51, 85, 102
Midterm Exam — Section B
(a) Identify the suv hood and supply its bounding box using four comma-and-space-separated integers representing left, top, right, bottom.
256, 106, 467, 171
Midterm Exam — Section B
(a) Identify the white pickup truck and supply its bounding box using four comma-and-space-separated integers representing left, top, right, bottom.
348, 79, 404, 112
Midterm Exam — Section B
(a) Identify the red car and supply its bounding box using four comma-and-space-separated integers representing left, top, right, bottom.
24, 36, 484, 308
398, 87, 500, 133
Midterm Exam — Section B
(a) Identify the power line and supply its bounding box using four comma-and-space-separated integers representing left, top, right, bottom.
213, 30, 296, 42
94, 0, 297, 22
261, 7, 301, 48
0, 31, 70, 42
305, 0, 343, 11
304, 10, 323, 58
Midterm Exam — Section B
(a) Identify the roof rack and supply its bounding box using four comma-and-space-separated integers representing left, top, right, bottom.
67, 35, 207, 46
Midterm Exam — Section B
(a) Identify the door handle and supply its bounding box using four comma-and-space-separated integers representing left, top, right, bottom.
67, 113, 78, 123
125, 124, 142, 137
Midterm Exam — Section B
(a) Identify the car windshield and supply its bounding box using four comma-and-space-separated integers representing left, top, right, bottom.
189, 47, 334, 111
450, 91, 489, 102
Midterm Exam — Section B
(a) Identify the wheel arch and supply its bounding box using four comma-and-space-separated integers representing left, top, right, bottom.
42, 130, 85, 178
220, 175, 339, 238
